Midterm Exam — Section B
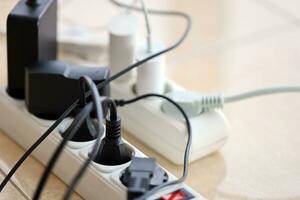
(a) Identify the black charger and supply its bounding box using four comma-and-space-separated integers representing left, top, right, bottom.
7, 0, 57, 99
7, 0, 111, 119
25, 61, 110, 119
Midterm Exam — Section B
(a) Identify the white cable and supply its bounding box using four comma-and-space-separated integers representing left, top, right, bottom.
224, 86, 300, 103
121, 0, 152, 53
162, 86, 300, 117
139, 0, 152, 53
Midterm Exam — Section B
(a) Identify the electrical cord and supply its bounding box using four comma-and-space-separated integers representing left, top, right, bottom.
33, 102, 94, 200
110, 0, 192, 52
63, 76, 104, 200
63, 98, 119, 200
0, 102, 77, 192
164, 86, 300, 114
139, 0, 152, 53
224, 86, 300, 103
0, 0, 191, 193
115, 93, 192, 200
124, 0, 152, 52
34, 76, 118, 200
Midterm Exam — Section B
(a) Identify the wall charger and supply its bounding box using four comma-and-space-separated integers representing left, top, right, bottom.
6, 0, 57, 99
25, 61, 110, 119
109, 14, 138, 82
136, 42, 166, 95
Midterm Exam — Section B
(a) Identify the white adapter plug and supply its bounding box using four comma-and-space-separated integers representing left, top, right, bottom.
136, 42, 166, 95
109, 14, 138, 82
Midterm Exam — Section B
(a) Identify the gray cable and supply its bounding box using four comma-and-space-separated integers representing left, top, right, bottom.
224, 86, 300, 103
115, 93, 192, 200
63, 76, 104, 200
165, 86, 300, 113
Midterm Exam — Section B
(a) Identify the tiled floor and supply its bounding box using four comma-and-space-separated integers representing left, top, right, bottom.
1, 0, 300, 199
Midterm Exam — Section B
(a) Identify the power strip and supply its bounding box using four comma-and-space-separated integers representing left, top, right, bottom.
111, 79, 230, 164
0, 87, 205, 200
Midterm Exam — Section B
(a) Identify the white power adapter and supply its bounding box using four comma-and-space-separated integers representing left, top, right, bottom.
109, 14, 138, 82
136, 42, 166, 95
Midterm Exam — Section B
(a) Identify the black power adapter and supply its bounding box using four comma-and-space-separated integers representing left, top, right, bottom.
7, 0, 110, 119
25, 61, 110, 119
6, 0, 57, 99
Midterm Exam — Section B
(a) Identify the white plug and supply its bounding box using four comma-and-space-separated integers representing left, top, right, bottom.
161, 91, 224, 118
109, 14, 138, 82
136, 42, 165, 95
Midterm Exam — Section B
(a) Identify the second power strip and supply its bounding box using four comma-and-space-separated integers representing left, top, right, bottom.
111, 79, 230, 164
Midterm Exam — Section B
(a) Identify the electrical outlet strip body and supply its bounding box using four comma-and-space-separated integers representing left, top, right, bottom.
0, 87, 205, 200
111, 80, 230, 165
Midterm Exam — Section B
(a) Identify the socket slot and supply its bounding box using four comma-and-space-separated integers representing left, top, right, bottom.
79, 141, 137, 173
57, 118, 98, 149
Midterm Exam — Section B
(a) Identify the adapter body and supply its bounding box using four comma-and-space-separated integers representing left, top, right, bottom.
109, 14, 138, 82
25, 61, 110, 119
6, 0, 57, 99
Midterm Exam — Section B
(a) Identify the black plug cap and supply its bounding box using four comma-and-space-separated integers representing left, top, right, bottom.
120, 157, 169, 200
93, 117, 134, 166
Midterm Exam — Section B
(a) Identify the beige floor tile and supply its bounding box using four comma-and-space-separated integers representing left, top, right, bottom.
254, 0, 300, 23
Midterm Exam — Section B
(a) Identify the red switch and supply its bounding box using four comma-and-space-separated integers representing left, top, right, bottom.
160, 190, 188, 200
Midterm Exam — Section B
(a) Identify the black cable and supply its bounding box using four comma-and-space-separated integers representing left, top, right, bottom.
0, 101, 77, 192
33, 103, 94, 200
63, 76, 104, 200
115, 93, 192, 200
105, 98, 118, 121
63, 6, 191, 198
0, 1, 191, 193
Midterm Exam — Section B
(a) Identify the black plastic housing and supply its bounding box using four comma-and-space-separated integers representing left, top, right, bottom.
93, 117, 134, 166
25, 61, 110, 119
120, 157, 169, 200
6, 0, 57, 99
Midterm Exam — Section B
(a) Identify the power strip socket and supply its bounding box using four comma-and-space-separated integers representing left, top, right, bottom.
0, 87, 205, 200
111, 79, 230, 165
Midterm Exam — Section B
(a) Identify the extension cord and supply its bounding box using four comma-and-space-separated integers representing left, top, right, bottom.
111, 80, 230, 165
0, 87, 205, 200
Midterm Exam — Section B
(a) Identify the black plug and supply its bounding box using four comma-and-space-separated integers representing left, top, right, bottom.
92, 101, 134, 165
120, 157, 169, 200
60, 77, 103, 142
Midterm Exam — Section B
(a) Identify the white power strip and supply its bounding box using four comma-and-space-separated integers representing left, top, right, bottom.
0, 87, 205, 200
111, 80, 230, 165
